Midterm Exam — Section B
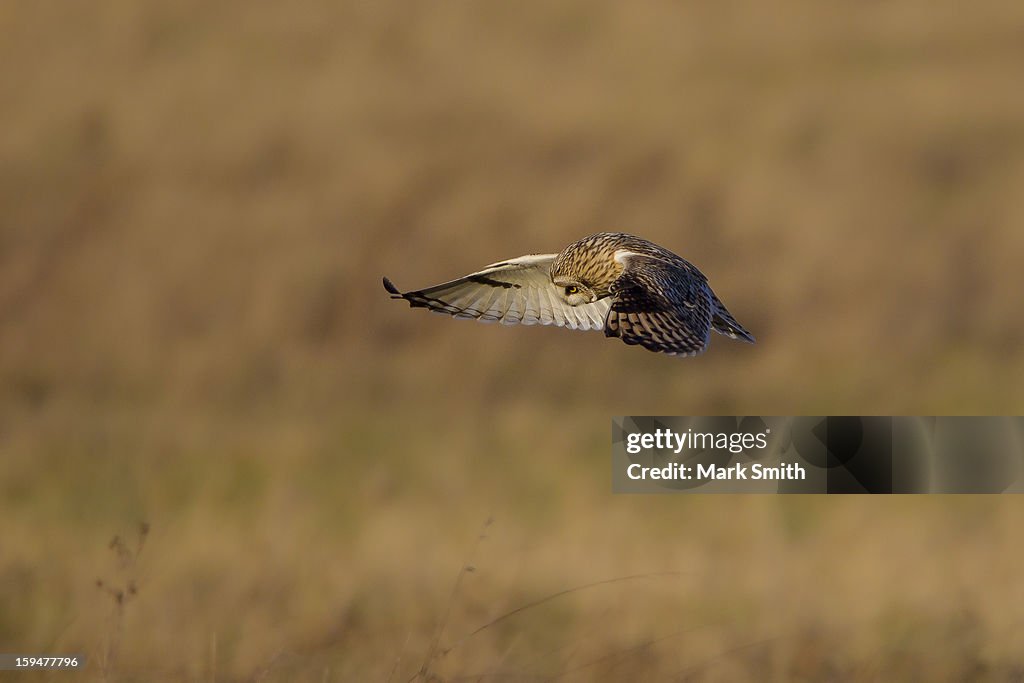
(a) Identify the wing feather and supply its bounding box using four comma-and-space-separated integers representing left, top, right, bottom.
522, 286, 543, 325
503, 291, 524, 325
473, 286, 503, 323
536, 286, 556, 325
539, 285, 564, 327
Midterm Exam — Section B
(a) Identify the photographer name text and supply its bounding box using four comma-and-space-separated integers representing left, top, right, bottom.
626, 461, 806, 481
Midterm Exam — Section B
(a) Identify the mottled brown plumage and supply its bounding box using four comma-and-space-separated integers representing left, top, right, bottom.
384, 232, 754, 356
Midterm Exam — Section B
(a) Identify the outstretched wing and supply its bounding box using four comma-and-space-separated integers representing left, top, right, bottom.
384, 254, 611, 330
604, 251, 714, 356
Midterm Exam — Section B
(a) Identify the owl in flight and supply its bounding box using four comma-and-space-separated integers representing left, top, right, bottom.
383, 232, 754, 356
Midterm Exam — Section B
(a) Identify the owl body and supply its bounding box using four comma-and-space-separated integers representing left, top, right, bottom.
384, 232, 754, 356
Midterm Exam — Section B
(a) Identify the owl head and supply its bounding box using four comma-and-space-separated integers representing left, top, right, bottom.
552, 276, 598, 306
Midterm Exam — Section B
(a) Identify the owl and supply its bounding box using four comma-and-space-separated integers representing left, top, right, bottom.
383, 232, 754, 356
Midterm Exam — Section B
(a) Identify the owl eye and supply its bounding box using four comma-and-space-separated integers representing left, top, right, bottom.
565, 285, 579, 295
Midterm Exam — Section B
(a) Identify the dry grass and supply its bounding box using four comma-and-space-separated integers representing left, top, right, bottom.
2, 1, 1024, 681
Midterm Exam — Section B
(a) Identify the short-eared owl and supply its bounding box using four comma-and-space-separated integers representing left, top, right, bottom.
383, 233, 754, 356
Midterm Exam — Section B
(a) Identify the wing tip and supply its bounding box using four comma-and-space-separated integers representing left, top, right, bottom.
382, 276, 402, 297
733, 329, 756, 343
711, 314, 756, 343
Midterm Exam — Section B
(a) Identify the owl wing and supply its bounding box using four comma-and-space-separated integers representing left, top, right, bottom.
383, 254, 612, 330
604, 251, 714, 356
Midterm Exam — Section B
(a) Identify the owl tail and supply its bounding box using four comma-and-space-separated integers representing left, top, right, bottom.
710, 294, 755, 343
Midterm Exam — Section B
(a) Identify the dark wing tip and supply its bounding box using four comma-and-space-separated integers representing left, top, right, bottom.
382, 276, 402, 297
730, 327, 756, 343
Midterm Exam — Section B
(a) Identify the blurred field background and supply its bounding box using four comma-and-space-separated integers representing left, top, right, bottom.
3, 1, 1024, 681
